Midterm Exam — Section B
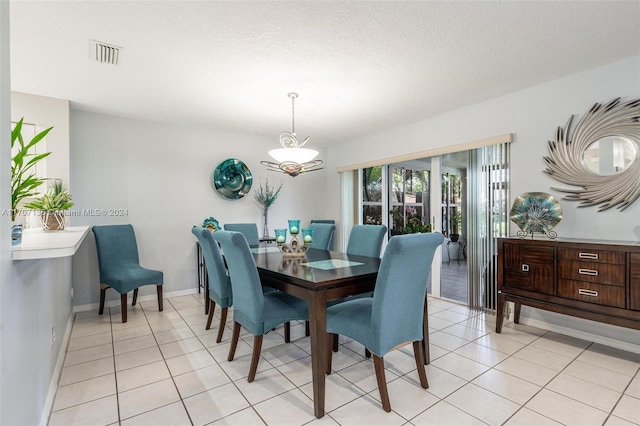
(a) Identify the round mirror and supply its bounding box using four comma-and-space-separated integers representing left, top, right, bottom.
582, 136, 638, 175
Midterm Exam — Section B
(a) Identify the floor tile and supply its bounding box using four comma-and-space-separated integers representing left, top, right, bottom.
495, 356, 559, 387
299, 371, 366, 412
159, 336, 205, 359
183, 382, 250, 426
422, 365, 467, 399
626, 376, 640, 399
563, 359, 634, 393
336, 359, 398, 393
59, 356, 115, 386
577, 344, 640, 376
429, 331, 470, 351
512, 345, 575, 371
112, 324, 152, 342
209, 407, 266, 425
165, 349, 216, 376
118, 378, 181, 420
234, 367, 296, 405
327, 393, 406, 426
503, 407, 562, 425
113, 334, 158, 355
472, 368, 541, 405
381, 376, 439, 420
115, 346, 163, 372
52, 374, 116, 411
445, 383, 520, 425
253, 388, 317, 425
120, 401, 191, 426
525, 389, 609, 426
440, 323, 488, 341
611, 395, 640, 424
154, 326, 196, 345
411, 400, 486, 425
173, 364, 231, 398
70, 322, 113, 339
528, 331, 590, 358
476, 332, 526, 355
454, 342, 510, 367
275, 356, 313, 387
546, 373, 621, 413
430, 352, 490, 381
116, 360, 171, 392
604, 415, 640, 426
48, 395, 118, 426
67, 332, 113, 352
63, 343, 113, 367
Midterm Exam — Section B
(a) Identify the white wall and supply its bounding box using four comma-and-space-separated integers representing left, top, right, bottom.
2, 70, 74, 426
69, 111, 330, 307
326, 56, 640, 349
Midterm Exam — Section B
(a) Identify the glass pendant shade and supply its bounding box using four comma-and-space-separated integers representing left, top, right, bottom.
268, 147, 319, 164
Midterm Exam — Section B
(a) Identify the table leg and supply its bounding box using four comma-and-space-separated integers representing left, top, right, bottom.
308, 291, 327, 418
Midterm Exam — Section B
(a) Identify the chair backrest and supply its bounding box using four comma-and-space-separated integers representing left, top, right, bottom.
309, 222, 336, 250
93, 225, 140, 278
371, 232, 444, 355
346, 224, 388, 258
212, 231, 264, 322
223, 223, 260, 246
191, 227, 232, 304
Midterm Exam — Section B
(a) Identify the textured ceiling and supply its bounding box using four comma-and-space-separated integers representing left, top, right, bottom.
9, 1, 640, 147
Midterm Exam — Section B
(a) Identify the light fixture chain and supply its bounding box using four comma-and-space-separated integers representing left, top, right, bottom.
291, 94, 296, 135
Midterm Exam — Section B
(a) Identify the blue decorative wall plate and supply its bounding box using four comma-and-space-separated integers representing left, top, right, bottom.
211, 158, 253, 200
510, 192, 562, 238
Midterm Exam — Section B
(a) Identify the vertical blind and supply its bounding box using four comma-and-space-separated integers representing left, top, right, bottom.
467, 142, 510, 312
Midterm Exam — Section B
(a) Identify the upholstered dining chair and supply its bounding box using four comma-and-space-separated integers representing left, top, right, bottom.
346, 224, 388, 258
223, 223, 260, 246
213, 230, 309, 382
309, 222, 336, 251
191, 227, 232, 343
93, 224, 163, 323
325, 232, 444, 412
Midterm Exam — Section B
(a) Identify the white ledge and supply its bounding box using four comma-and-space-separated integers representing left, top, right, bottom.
12, 226, 90, 260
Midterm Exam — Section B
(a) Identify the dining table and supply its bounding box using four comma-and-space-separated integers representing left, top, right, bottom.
251, 246, 432, 419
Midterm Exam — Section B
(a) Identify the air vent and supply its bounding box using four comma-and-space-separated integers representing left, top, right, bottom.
89, 40, 122, 65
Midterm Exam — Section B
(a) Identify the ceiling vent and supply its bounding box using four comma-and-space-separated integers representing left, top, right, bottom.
89, 40, 122, 65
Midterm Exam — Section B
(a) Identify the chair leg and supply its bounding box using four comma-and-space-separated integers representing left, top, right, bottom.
205, 300, 216, 330
248, 335, 263, 383
373, 355, 391, 412
365, 348, 371, 358
157, 285, 163, 311
216, 307, 228, 343
332, 334, 339, 352
284, 322, 291, 343
305, 321, 310, 336
132, 288, 138, 306
99, 284, 108, 315
121, 293, 128, 323
326, 333, 334, 374
412, 341, 429, 389
227, 322, 241, 362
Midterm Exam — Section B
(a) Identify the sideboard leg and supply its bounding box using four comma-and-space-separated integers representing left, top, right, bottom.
496, 293, 506, 333
514, 302, 522, 324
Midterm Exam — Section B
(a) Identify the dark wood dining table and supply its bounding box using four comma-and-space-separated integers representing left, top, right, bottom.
253, 247, 379, 418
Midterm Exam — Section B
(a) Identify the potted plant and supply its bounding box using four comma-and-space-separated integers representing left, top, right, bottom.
24, 179, 73, 231
10, 118, 53, 243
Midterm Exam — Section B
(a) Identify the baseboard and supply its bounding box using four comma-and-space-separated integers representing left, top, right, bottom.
72, 287, 199, 313
516, 317, 640, 355
40, 312, 73, 426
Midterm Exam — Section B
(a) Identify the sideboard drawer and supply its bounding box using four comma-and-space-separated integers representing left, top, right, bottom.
558, 248, 624, 264
558, 260, 625, 286
557, 279, 625, 308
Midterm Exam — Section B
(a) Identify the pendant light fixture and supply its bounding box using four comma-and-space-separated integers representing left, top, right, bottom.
261, 92, 323, 177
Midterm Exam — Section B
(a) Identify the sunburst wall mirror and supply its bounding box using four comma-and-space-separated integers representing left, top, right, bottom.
543, 97, 640, 211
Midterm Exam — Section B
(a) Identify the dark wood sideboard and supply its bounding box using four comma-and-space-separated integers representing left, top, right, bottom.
496, 237, 640, 332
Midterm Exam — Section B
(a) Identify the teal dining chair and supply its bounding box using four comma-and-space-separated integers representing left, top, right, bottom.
213, 230, 309, 382
223, 223, 260, 246
93, 224, 163, 323
309, 222, 335, 251
191, 227, 232, 343
325, 232, 444, 412
346, 224, 388, 257
329, 224, 388, 353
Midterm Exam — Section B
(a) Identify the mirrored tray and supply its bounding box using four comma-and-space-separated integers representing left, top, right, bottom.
510, 192, 562, 239
211, 158, 252, 200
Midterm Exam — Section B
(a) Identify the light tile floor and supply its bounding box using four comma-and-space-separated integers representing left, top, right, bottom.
48, 294, 640, 426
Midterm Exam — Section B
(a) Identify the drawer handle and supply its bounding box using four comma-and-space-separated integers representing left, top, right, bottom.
579, 252, 598, 260
578, 268, 598, 276
578, 288, 598, 297
522, 264, 529, 272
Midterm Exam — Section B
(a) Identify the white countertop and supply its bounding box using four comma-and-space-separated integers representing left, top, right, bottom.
12, 226, 91, 260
